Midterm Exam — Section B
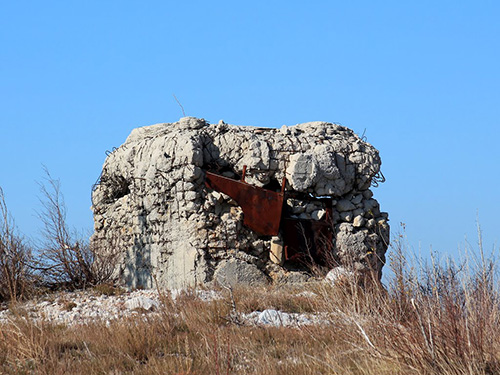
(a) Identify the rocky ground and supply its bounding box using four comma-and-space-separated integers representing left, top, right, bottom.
0, 287, 329, 328
0, 288, 216, 326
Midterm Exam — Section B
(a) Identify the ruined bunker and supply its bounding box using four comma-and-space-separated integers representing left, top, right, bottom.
91, 117, 389, 288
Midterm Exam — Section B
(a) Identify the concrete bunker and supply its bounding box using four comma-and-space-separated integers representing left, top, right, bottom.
91, 117, 390, 288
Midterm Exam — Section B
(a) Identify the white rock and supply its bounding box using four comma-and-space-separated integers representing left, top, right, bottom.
366, 218, 376, 228
295, 291, 317, 298
353, 215, 365, 227
340, 212, 352, 222
124, 296, 159, 311
325, 267, 355, 286
178, 117, 207, 130
311, 209, 326, 221
257, 309, 292, 326
280, 125, 289, 135
243, 309, 325, 327
286, 153, 318, 191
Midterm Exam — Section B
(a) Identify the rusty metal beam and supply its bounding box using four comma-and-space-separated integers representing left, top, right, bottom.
205, 169, 336, 267
205, 171, 284, 236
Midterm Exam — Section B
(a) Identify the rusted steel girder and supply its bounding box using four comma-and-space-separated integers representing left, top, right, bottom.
205, 171, 285, 236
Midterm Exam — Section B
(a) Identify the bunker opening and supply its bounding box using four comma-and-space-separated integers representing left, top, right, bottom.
204, 166, 338, 268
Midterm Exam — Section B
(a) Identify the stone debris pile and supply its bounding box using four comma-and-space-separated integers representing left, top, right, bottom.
0, 290, 160, 326
91, 117, 389, 289
0, 289, 222, 326
0, 288, 333, 328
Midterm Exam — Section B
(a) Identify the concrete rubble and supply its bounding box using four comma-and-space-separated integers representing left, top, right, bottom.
0, 288, 327, 328
91, 117, 390, 289
0, 289, 221, 326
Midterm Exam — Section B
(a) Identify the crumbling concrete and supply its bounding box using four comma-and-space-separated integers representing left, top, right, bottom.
91, 117, 389, 289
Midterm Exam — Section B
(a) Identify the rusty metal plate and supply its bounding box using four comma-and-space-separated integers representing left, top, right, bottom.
205, 171, 284, 236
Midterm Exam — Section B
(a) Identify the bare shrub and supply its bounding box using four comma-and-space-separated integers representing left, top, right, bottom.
36, 169, 119, 289
0, 188, 34, 302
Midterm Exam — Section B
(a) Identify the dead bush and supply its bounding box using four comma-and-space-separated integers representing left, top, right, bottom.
0, 187, 35, 302
36, 169, 119, 289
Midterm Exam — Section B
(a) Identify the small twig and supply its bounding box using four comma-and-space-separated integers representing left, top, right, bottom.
173, 94, 186, 117
360, 128, 367, 141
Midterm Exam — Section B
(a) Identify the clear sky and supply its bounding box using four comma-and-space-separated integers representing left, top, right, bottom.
1, 1, 498, 263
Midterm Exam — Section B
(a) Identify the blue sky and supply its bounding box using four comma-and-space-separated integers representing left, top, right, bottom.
1, 1, 498, 262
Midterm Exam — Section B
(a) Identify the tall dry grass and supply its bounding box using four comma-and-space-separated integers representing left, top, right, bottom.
1, 174, 499, 374
1, 226, 499, 375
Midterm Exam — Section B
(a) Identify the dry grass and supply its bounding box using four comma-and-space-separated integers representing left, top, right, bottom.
2, 233, 500, 375
2, 177, 499, 374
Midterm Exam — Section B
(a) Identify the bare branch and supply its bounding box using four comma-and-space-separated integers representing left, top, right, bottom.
0, 187, 35, 302
36, 169, 119, 289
